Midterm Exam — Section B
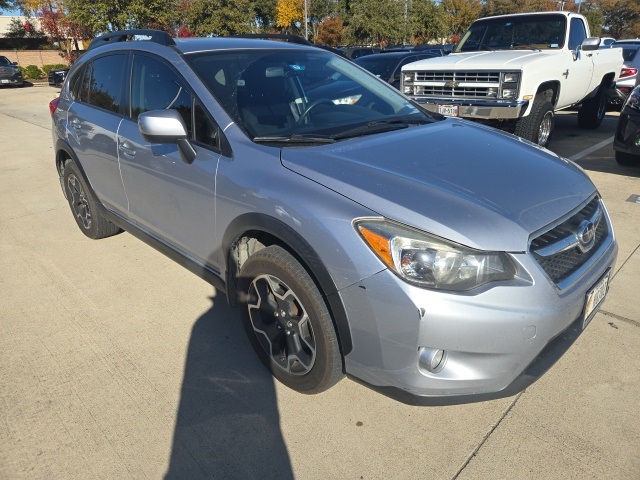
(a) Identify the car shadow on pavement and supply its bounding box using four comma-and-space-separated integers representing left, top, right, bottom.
164, 295, 294, 480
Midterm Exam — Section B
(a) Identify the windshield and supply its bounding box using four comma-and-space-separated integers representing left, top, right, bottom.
186, 49, 435, 142
619, 47, 639, 62
456, 14, 566, 52
354, 55, 398, 80
0, 57, 12, 66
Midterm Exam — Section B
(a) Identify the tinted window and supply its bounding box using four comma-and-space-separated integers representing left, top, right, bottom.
621, 47, 639, 62
130, 55, 192, 135
0, 56, 11, 66
194, 101, 220, 150
79, 54, 126, 113
568, 18, 587, 51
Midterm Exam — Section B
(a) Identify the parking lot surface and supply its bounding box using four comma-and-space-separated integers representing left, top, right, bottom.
1, 84, 639, 479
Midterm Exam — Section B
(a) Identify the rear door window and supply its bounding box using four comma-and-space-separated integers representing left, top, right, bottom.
78, 54, 126, 113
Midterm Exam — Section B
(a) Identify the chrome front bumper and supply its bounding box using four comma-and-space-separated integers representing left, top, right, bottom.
415, 98, 529, 120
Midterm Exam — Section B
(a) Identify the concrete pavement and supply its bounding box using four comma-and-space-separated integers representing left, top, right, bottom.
1, 85, 638, 479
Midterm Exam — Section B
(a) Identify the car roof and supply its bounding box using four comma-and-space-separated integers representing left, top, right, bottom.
356, 51, 430, 60
173, 37, 319, 55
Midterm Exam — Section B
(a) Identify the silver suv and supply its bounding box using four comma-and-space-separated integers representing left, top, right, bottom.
50, 30, 617, 404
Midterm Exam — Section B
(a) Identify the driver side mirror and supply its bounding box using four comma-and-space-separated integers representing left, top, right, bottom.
138, 109, 197, 164
580, 37, 601, 51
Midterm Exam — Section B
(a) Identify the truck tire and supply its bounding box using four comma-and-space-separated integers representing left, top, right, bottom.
578, 87, 606, 129
615, 151, 639, 166
514, 96, 554, 148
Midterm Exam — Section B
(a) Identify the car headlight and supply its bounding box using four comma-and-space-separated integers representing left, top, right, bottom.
624, 86, 640, 111
332, 94, 362, 105
502, 72, 520, 83
355, 219, 516, 291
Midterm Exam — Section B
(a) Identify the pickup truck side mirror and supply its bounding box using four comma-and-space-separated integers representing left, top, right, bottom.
574, 37, 601, 61
580, 37, 601, 51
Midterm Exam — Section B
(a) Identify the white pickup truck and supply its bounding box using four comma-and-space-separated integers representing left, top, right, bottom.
402, 11, 623, 147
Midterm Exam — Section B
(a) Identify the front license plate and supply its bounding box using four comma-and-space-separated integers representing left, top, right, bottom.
583, 271, 610, 329
438, 105, 459, 117
1, 79, 9, 84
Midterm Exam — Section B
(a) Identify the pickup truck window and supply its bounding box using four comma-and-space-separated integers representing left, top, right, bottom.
568, 18, 587, 51
456, 13, 566, 52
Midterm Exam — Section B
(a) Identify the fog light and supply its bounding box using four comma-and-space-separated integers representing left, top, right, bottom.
419, 347, 446, 373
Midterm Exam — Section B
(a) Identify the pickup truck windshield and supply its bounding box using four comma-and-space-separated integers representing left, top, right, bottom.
456, 14, 567, 52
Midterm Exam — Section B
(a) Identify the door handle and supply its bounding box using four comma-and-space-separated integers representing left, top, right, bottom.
118, 141, 136, 157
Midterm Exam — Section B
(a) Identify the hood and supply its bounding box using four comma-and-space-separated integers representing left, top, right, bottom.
406, 50, 557, 71
280, 119, 595, 252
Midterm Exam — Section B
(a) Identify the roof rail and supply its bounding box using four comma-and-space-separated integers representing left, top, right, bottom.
231, 33, 314, 46
87, 29, 176, 51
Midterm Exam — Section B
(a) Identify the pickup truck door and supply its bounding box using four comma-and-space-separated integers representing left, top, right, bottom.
557, 17, 594, 106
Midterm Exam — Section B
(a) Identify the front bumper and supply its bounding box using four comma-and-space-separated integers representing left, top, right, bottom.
413, 98, 529, 120
613, 109, 640, 156
0, 76, 23, 86
340, 230, 617, 405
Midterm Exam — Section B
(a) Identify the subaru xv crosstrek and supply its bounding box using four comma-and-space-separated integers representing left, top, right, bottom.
50, 30, 617, 405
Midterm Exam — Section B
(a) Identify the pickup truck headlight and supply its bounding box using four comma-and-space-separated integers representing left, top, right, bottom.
356, 219, 516, 291
403, 72, 414, 95
502, 72, 520, 83
501, 89, 517, 99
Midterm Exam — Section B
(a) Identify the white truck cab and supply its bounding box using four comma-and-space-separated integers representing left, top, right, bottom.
402, 11, 624, 147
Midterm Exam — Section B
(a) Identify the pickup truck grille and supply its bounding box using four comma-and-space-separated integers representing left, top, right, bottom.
530, 197, 609, 285
415, 71, 501, 83
413, 86, 494, 98
409, 70, 502, 100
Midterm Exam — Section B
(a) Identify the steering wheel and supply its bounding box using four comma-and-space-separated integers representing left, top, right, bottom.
296, 99, 334, 124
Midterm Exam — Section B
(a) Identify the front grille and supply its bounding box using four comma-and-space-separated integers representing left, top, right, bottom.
411, 70, 501, 99
531, 197, 609, 285
415, 71, 501, 83
414, 85, 495, 98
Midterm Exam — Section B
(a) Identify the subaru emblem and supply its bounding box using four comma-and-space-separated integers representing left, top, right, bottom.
576, 220, 596, 253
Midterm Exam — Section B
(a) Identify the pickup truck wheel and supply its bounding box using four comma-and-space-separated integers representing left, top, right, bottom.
514, 97, 554, 147
237, 245, 343, 394
63, 160, 121, 239
615, 151, 639, 166
578, 87, 606, 129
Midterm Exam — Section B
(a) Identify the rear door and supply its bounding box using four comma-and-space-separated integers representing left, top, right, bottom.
66, 53, 128, 213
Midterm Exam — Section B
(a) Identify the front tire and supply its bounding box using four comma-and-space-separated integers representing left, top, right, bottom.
63, 160, 121, 239
615, 150, 640, 166
514, 96, 554, 147
578, 87, 606, 129
237, 245, 343, 394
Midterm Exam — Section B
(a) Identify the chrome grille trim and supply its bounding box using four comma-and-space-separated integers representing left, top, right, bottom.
415, 71, 501, 83
530, 196, 611, 287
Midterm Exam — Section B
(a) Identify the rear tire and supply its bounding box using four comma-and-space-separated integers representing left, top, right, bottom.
578, 87, 606, 129
63, 160, 121, 239
237, 245, 343, 394
514, 95, 554, 147
615, 150, 640, 166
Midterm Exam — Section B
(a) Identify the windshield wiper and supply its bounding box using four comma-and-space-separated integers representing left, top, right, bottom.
253, 134, 336, 144
512, 43, 541, 51
332, 117, 428, 140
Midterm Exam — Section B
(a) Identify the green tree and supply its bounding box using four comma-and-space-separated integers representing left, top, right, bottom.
440, 0, 482, 37
345, 0, 405, 46
593, 0, 640, 38
185, 0, 254, 36
66, 0, 178, 33
410, 0, 448, 43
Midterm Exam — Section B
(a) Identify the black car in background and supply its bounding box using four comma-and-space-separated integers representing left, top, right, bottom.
354, 51, 438, 89
613, 84, 640, 166
0, 55, 24, 87
48, 67, 70, 86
